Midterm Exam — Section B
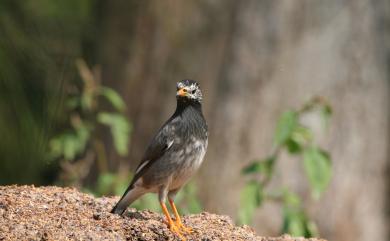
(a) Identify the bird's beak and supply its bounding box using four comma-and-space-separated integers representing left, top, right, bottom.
177, 88, 187, 97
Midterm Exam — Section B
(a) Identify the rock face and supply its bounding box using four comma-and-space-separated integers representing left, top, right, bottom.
0, 186, 326, 241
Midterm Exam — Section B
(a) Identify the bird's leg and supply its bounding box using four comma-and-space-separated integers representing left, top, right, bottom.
160, 201, 186, 240
169, 199, 193, 234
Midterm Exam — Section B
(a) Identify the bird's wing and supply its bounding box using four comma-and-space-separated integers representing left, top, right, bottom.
128, 123, 175, 188
111, 123, 175, 214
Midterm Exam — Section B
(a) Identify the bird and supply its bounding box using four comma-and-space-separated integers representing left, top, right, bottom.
111, 79, 208, 239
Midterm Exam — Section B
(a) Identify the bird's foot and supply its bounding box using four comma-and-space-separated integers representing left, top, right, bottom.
175, 220, 193, 234
168, 221, 187, 241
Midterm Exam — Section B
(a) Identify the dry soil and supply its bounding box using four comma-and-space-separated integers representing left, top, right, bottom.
0, 185, 326, 241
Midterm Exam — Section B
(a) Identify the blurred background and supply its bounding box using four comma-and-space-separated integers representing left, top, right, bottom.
0, 1, 389, 241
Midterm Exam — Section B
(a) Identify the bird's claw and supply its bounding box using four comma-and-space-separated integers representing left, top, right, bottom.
164, 219, 193, 235
175, 220, 193, 234
168, 221, 187, 241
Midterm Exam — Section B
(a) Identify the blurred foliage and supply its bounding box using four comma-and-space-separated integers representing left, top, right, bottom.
0, 0, 97, 185
0, 0, 203, 214
240, 97, 332, 237
48, 59, 131, 187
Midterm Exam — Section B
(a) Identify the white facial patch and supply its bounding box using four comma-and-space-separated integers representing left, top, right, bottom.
176, 81, 202, 101
177, 82, 185, 89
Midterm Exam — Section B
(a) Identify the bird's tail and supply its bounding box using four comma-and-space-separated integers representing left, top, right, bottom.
110, 185, 145, 215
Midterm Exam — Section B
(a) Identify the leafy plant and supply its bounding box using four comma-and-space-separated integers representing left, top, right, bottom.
239, 96, 332, 237
49, 59, 131, 187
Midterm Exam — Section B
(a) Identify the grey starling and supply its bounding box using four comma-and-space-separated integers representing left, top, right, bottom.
111, 79, 208, 239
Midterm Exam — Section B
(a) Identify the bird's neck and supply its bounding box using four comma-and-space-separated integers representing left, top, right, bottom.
173, 99, 207, 139
175, 99, 202, 115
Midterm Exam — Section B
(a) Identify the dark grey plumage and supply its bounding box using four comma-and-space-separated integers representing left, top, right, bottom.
111, 79, 208, 216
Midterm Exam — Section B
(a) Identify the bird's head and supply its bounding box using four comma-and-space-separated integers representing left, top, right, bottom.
176, 79, 203, 103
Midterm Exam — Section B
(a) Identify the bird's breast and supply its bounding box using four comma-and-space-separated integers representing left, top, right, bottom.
169, 136, 208, 190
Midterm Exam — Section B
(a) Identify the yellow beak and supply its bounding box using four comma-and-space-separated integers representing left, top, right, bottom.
177, 88, 188, 97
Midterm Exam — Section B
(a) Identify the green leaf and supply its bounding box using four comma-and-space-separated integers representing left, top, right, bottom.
306, 220, 319, 237
285, 138, 302, 154
63, 134, 78, 159
242, 162, 262, 174
303, 146, 332, 198
282, 210, 306, 237
274, 111, 298, 145
281, 193, 319, 238
49, 126, 90, 161
321, 104, 332, 128
99, 87, 126, 112
291, 125, 313, 145
287, 126, 313, 154
75, 124, 90, 146
97, 112, 131, 156
282, 211, 318, 238
49, 138, 63, 159
238, 181, 263, 224
242, 156, 275, 176
323, 104, 332, 117
283, 190, 301, 207
81, 91, 94, 111
282, 191, 309, 237
65, 96, 80, 110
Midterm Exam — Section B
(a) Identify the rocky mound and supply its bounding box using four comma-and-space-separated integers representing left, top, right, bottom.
0, 185, 326, 241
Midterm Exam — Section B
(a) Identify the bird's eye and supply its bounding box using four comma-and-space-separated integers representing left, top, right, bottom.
183, 89, 187, 92
191, 89, 196, 94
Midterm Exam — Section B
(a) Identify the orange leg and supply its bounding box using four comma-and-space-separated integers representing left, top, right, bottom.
169, 199, 193, 234
160, 202, 186, 240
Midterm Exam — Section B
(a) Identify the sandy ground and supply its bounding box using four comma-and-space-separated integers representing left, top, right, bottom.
0, 185, 326, 241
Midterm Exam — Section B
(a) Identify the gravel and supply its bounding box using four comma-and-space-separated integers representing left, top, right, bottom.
0, 185, 326, 241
